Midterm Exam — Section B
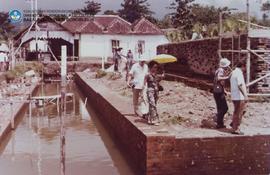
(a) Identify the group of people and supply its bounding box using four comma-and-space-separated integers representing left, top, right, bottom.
113, 48, 134, 81
113, 50, 248, 130
213, 58, 248, 135
126, 58, 163, 126
112, 48, 163, 125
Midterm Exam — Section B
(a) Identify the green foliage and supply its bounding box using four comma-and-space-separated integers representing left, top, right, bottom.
261, 0, 270, 26
170, 0, 194, 38
4, 62, 43, 82
0, 12, 15, 40
95, 69, 107, 78
103, 10, 119, 15
158, 15, 173, 29
261, 0, 270, 11
82, 1, 101, 15
164, 29, 185, 42
118, 0, 154, 23
191, 4, 229, 25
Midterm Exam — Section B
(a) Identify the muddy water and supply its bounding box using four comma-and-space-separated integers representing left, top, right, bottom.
0, 83, 135, 175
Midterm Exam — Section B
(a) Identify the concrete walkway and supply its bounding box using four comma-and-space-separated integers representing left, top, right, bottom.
0, 84, 38, 142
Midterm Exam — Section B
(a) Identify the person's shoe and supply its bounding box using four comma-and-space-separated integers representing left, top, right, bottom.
216, 125, 226, 129
231, 129, 244, 135
153, 122, 160, 126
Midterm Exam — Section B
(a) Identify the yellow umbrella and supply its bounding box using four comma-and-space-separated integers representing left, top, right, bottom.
151, 54, 177, 64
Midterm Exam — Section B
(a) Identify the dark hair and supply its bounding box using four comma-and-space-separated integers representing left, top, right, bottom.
148, 60, 159, 69
236, 62, 244, 68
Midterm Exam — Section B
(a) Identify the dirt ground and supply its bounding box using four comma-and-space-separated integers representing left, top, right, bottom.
92, 71, 270, 135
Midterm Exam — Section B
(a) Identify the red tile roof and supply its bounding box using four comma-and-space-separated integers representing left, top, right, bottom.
62, 20, 87, 33
106, 20, 131, 34
132, 18, 163, 35
80, 21, 103, 34
62, 15, 163, 35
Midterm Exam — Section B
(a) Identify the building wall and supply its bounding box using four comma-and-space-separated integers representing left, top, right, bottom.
29, 40, 48, 51
80, 34, 169, 60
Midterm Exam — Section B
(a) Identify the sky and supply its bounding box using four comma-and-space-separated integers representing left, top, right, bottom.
0, 0, 266, 19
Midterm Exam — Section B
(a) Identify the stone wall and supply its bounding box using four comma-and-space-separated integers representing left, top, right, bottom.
157, 35, 270, 93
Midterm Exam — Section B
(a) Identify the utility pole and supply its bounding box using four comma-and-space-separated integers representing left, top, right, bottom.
218, 12, 223, 59
60, 45, 67, 175
35, 0, 38, 52
247, 0, 251, 92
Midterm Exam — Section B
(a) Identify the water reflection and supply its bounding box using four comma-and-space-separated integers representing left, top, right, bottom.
0, 83, 134, 175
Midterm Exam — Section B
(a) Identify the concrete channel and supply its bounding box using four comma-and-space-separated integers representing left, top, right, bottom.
0, 82, 135, 175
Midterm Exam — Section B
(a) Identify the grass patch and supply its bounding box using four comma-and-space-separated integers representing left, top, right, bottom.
95, 69, 107, 78
163, 114, 191, 125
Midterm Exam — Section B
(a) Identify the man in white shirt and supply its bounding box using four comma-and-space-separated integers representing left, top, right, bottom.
127, 57, 148, 116
230, 62, 248, 135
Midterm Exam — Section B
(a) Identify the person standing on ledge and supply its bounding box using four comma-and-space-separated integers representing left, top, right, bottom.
127, 57, 148, 116
213, 58, 231, 129
145, 61, 163, 125
230, 62, 248, 135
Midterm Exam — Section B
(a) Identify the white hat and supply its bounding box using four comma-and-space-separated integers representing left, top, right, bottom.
219, 58, 231, 68
138, 57, 148, 62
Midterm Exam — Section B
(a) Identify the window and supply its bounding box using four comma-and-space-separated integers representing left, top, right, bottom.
111, 40, 120, 53
137, 40, 145, 55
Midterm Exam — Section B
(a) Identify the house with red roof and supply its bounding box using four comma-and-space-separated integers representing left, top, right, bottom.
15, 15, 169, 61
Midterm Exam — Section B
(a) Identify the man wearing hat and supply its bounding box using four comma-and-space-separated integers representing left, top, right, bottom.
213, 58, 231, 129
127, 57, 149, 116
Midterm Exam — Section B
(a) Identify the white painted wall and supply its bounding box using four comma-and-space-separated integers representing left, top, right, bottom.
22, 31, 74, 44
79, 34, 169, 60
29, 40, 48, 51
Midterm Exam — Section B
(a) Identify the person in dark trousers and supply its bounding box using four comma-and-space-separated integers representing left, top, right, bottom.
213, 58, 231, 129
126, 50, 134, 81
113, 47, 122, 72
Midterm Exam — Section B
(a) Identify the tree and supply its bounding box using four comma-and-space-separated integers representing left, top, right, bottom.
261, 1, 270, 24
191, 4, 230, 25
118, 0, 154, 23
0, 12, 15, 40
158, 14, 173, 29
103, 10, 119, 15
82, 1, 101, 15
170, 0, 194, 38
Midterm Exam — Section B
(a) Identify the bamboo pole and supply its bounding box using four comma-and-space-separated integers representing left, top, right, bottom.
248, 49, 270, 64
246, 0, 251, 92
246, 72, 270, 87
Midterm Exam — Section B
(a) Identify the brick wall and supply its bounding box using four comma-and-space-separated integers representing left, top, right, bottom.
157, 36, 270, 93
147, 136, 270, 175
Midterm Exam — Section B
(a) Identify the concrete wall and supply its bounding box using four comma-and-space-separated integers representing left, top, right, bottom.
75, 73, 147, 175
147, 136, 270, 175
80, 34, 169, 60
